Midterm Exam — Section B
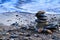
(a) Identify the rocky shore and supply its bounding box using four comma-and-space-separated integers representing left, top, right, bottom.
0, 12, 60, 40
0, 24, 60, 40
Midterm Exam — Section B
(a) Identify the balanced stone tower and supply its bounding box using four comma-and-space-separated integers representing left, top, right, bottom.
35, 11, 57, 33
35, 11, 48, 31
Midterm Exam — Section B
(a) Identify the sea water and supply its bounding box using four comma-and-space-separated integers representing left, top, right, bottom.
0, 0, 60, 13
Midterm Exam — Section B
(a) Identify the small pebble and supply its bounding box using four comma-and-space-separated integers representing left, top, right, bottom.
24, 33, 31, 37
16, 15, 19, 17
34, 34, 39, 37
23, 37, 29, 40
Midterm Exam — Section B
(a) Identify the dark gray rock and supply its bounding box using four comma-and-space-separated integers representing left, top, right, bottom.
16, 15, 19, 17
24, 33, 31, 37
9, 34, 18, 38
45, 24, 58, 31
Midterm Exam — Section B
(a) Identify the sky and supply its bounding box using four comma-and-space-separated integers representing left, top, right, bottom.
0, 0, 60, 14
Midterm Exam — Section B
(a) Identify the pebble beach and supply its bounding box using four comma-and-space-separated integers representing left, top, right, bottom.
0, 12, 60, 40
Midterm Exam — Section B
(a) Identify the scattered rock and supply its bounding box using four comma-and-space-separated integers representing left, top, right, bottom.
9, 34, 18, 38
46, 24, 58, 31
19, 32, 24, 35
23, 37, 29, 40
34, 34, 39, 37
24, 33, 31, 37
16, 15, 19, 17
10, 38, 14, 40
38, 28, 52, 34
7, 20, 11, 22
52, 35, 60, 40
11, 22, 19, 27
38, 28, 43, 33
20, 25, 30, 30
20, 27, 27, 30
23, 37, 32, 40
46, 30, 52, 34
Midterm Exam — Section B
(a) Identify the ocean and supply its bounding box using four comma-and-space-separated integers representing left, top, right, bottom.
0, 0, 60, 14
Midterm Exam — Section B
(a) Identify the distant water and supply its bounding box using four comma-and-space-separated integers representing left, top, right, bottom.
0, 0, 60, 14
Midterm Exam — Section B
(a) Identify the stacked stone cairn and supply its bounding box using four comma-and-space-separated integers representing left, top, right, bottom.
35, 11, 52, 34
